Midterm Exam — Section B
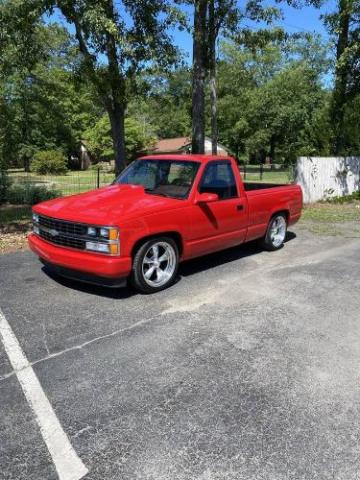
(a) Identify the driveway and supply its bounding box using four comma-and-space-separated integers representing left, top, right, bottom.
0, 226, 360, 480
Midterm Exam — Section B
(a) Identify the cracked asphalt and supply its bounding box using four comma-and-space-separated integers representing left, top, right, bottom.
0, 226, 360, 480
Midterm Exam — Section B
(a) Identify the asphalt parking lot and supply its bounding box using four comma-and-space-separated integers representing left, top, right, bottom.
1, 226, 360, 480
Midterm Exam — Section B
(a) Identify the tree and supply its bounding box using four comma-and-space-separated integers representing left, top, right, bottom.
191, 0, 208, 154
0, 15, 101, 170
207, 0, 241, 154
84, 115, 156, 163
189, 0, 281, 155
0, 0, 47, 170
217, 36, 330, 163
128, 69, 192, 139
52, 0, 181, 174
323, 0, 360, 153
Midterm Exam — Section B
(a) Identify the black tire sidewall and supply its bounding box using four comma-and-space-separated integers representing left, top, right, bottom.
131, 237, 179, 293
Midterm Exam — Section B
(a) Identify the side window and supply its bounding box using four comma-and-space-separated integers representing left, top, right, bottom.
199, 162, 238, 200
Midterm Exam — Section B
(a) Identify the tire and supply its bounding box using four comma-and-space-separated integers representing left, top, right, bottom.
130, 237, 179, 293
261, 213, 287, 251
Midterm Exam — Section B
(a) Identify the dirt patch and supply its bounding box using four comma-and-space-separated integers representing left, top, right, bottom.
0, 225, 31, 254
0, 205, 32, 254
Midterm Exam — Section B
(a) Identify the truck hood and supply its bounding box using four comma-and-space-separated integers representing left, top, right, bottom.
34, 184, 185, 225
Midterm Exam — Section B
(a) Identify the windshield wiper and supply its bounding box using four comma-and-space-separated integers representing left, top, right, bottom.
144, 189, 170, 198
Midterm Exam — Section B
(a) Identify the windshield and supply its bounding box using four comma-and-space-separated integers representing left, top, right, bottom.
115, 159, 200, 199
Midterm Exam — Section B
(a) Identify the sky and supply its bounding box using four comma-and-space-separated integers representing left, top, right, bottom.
168, 1, 337, 61
50, 0, 337, 63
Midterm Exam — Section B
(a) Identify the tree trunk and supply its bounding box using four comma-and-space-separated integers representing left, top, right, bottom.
70, 10, 127, 175
332, 0, 350, 154
208, 0, 218, 155
104, 20, 127, 176
191, 0, 207, 154
270, 136, 276, 165
109, 102, 126, 176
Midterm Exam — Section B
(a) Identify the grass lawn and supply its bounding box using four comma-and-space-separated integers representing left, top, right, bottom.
7, 167, 292, 197
7, 169, 115, 195
241, 170, 292, 184
299, 201, 360, 237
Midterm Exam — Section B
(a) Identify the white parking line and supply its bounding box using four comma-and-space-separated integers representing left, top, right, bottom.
0, 308, 88, 480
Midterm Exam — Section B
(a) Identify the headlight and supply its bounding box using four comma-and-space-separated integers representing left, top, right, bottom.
85, 241, 119, 255
100, 227, 119, 240
85, 226, 120, 255
32, 212, 39, 234
87, 226, 118, 240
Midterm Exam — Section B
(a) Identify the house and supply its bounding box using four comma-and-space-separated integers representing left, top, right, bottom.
152, 137, 230, 156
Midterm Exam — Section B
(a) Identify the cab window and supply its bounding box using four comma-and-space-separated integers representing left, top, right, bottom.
199, 162, 238, 200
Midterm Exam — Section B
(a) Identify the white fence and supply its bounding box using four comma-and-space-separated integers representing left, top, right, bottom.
296, 156, 360, 203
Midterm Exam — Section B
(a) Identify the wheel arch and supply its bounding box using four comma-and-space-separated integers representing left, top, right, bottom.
269, 209, 290, 224
131, 231, 184, 259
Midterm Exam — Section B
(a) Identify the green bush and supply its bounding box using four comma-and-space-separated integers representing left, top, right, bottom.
325, 191, 360, 204
7, 183, 60, 205
31, 150, 68, 175
0, 171, 12, 204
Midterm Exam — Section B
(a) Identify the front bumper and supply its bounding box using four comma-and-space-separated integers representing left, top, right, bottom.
28, 233, 132, 281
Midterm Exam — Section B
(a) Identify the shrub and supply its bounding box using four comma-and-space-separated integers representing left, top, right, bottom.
0, 171, 12, 204
325, 191, 360, 204
31, 150, 68, 175
7, 183, 60, 205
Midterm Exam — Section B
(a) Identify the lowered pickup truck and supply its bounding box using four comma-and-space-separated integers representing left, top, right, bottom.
28, 155, 302, 293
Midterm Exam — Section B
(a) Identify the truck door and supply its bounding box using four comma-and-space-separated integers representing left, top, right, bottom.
188, 160, 248, 257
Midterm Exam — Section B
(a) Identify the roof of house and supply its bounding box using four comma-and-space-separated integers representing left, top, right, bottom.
153, 136, 230, 155
153, 137, 191, 153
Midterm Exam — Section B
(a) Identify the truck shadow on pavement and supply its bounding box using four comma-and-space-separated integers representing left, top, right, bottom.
42, 231, 296, 299
42, 267, 134, 299
179, 231, 296, 278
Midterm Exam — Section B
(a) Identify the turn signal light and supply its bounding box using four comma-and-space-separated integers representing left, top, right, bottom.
108, 228, 119, 241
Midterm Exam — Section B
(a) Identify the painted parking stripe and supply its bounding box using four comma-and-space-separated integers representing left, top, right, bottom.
0, 308, 88, 480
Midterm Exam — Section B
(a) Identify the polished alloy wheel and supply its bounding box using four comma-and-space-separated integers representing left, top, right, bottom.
142, 241, 177, 288
269, 216, 287, 247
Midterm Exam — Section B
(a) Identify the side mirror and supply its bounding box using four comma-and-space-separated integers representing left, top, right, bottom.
195, 192, 219, 204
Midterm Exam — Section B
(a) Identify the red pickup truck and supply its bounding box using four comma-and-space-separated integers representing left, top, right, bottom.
28, 155, 302, 293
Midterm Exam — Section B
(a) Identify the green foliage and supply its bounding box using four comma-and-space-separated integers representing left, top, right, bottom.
0, 205, 31, 225
1, 1, 360, 171
217, 36, 331, 163
0, 171, 12, 204
31, 150, 68, 175
128, 69, 192, 139
6, 183, 60, 205
84, 116, 156, 163
325, 191, 360, 204
0, 14, 102, 168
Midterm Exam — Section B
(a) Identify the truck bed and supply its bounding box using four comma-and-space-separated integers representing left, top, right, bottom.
244, 182, 288, 191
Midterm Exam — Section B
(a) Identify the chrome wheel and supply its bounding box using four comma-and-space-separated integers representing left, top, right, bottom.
142, 241, 177, 288
269, 216, 287, 247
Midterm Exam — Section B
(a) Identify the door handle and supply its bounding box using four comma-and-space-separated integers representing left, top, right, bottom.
237, 204, 244, 211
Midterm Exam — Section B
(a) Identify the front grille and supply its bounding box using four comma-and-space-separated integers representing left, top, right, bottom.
39, 230, 86, 250
37, 215, 87, 251
38, 215, 87, 236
